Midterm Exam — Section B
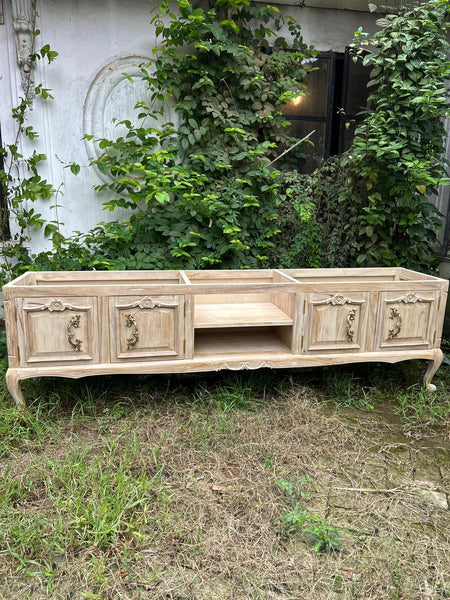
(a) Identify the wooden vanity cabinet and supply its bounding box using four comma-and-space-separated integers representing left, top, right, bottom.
3, 267, 447, 410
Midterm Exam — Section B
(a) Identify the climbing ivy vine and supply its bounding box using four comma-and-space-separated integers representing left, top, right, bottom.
342, 0, 450, 270
31, 0, 316, 272
0, 35, 59, 284
1, 0, 449, 279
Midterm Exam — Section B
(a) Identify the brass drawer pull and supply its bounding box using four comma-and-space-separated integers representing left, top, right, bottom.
346, 309, 356, 343
125, 314, 139, 349
388, 307, 402, 339
67, 315, 82, 352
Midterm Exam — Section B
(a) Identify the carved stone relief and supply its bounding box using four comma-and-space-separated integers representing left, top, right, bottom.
11, 0, 36, 99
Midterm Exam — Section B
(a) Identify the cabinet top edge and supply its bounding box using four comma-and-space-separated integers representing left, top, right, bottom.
3, 281, 447, 301
3, 267, 447, 289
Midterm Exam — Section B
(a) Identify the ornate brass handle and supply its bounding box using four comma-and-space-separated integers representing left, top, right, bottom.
67, 315, 82, 352
388, 307, 402, 339
125, 314, 139, 349
346, 309, 356, 343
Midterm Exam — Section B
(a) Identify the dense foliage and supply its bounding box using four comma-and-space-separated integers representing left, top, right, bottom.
38, 0, 315, 271
273, 0, 450, 273
1, 0, 449, 280
267, 157, 361, 269
343, 0, 450, 270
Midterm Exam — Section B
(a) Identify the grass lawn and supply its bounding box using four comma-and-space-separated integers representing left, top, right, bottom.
0, 356, 449, 599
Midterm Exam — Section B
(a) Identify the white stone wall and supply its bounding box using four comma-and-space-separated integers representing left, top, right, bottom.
0, 0, 413, 255
1, 0, 165, 253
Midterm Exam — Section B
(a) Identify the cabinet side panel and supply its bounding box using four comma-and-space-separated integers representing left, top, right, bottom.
365, 290, 379, 351
271, 292, 295, 318
4, 299, 19, 367
434, 290, 448, 348
292, 293, 304, 355
185, 295, 194, 359
99, 295, 110, 364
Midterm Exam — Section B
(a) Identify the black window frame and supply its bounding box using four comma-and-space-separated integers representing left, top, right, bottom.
283, 48, 372, 172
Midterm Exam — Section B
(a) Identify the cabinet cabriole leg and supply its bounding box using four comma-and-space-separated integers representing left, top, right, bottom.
423, 349, 443, 393
6, 369, 26, 412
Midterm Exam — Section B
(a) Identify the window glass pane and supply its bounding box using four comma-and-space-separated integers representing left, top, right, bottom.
286, 121, 326, 173
283, 58, 330, 118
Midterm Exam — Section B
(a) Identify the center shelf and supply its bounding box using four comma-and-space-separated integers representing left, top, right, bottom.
194, 302, 293, 329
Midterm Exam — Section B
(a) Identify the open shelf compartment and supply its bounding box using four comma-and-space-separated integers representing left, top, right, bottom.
194, 327, 293, 357
188, 269, 296, 332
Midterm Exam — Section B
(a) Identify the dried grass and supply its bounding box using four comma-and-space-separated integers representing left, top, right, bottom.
0, 376, 449, 599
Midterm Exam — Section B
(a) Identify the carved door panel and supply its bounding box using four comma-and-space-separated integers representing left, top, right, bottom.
16, 297, 99, 366
376, 291, 437, 350
304, 292, 369, 353
110, 295, 184, 361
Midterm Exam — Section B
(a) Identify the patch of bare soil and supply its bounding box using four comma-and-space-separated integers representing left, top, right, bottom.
1, 384, 449, 599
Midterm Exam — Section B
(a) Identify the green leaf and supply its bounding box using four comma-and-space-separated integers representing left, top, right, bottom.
155, 191, 170, 204
220, 19, 239, 32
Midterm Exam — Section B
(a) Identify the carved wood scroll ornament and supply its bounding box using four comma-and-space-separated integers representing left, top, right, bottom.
220, 362, 268, 371
386, 292, 431, 305
117, 296, 178, 310
312, 294, 365, 306
388, 307, 402, 339
24, 299, 89, 312
346, 309, 356, 343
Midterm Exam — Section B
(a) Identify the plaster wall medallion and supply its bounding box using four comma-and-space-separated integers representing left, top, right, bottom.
83, 56, 178, 184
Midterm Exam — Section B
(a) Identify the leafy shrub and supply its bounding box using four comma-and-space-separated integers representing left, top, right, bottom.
266, 170, 322, 268
2, 0, 449, 278
344, 0, 450, 270
52, 0, 315, 271
272, 0, 450, 273
268, 156, 362, 269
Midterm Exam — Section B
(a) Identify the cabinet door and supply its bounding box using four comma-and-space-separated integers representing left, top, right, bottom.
304, 292, 369, 353
17, 297, 98, 365
110, 295, 184, 361
376, 291, 437, 350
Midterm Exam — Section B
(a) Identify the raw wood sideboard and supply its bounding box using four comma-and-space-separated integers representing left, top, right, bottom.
3, 267, 448, 410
